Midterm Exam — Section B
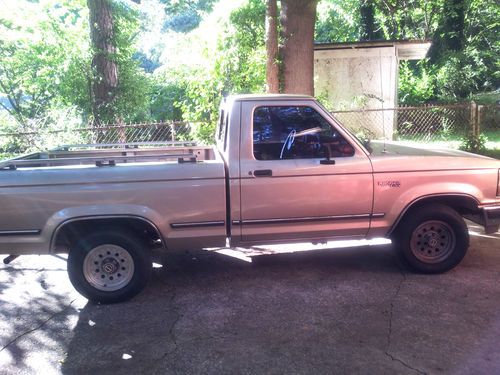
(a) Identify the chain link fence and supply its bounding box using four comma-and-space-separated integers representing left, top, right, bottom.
0, 121, 195, 159
332, 102, 499, 145
479, 104, 500, 134
1, 102, 498, 160
331, 103, 479, 143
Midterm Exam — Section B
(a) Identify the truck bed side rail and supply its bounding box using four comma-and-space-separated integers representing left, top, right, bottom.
0, 142, 210, 170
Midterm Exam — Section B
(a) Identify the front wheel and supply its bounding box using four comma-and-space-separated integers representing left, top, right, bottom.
67, 231, 151, 303
394, 204, 469, 274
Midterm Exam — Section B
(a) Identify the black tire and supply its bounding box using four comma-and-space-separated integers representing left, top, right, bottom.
394, 204, 469, 274
67, 230, 151, 303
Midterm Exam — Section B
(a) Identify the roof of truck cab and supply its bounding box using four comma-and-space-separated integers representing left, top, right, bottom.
228, 94, 314, 101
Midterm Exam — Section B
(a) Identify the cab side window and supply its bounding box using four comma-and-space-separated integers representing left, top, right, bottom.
253, 106, 355, 160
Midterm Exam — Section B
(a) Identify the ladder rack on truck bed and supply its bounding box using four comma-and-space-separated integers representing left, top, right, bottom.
0, 142, 214, 170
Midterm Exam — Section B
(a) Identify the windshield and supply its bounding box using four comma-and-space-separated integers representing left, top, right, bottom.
315, 100, 374, 155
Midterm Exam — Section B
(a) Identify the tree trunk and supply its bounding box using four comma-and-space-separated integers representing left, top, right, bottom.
442, 0, 465, 51
359, 0, 382, 41
428, 0, 465, 62
265, 0, 279, 93
88, 0, 118, 125
279, 0, 317, 96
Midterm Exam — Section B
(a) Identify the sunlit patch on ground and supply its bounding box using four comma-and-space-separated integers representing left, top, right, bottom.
212, 238, 392, 262
467, 222, 500, 240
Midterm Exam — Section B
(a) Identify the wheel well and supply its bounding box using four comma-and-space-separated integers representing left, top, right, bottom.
52, 217, 164, 253
389, 195, 479, 235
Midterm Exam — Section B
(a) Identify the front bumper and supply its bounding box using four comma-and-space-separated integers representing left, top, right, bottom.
478, 206, 500, 234
465, 205, 500, 234
483, 206, 500, 227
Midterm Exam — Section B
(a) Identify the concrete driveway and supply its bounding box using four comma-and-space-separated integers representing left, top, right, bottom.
0, 223, 499, 374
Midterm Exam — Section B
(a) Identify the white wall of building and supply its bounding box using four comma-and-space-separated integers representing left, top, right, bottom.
314, 46, 397, 139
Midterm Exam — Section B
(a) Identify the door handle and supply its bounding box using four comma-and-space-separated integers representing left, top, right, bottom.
253, 169, 273, 177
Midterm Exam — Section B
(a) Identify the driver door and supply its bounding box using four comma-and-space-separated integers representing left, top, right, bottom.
237, 100, 374, 244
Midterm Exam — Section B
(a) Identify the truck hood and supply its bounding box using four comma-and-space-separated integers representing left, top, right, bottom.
368, 141, 490, 158
367, 141, 500, 172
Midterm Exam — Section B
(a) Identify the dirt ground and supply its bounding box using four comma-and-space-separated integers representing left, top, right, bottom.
0, 223, 499, 374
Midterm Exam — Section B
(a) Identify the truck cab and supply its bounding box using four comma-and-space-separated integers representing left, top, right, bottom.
218, 95, 375, 247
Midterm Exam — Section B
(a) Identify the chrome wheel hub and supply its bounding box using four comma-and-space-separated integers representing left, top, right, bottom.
83, 244, 135, 291
102, 258, 119, 274
410, 220, 455, 264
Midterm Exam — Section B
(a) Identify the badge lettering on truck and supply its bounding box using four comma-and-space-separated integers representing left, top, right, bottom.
377, 181, 401, 188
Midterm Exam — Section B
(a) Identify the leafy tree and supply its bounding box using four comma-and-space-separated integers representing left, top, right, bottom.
315, 0, 361, 43
106, 1, 152, 122
160, 0, 218, 32
359, 0, 383, 40
353, 0, 499, 102
224, 0, 266, 93
179, 0, 266, 142
149, 70, 186, 122
429, 0, 465, 61
87, 0, 151, 124
431, 0, 499, 100
0, 0, 90, 127
2, 0, 497, 150
371, 0, 442, 39
398, 61, 436, 104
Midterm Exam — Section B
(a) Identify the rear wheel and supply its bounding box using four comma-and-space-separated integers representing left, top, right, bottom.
394, 204, 469, 273
67, 231, 151, 303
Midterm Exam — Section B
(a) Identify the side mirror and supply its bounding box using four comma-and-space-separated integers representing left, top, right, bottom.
320, 145, 335, 165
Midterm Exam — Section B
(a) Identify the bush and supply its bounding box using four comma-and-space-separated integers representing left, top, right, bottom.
459, 133, 488, 153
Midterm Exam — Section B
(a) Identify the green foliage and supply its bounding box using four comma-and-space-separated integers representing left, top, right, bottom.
180, 66, 223, 143
149, 72, 186, 122
0, 0, 89, 125
0, 106, 88, 157
160, 0, 217, 32
1, 0, 498, 150
431, 0, 500, 101
222, 0, 266, 93
459, 133, 488, 153
398, 61, 436, 104
0, 0, 152, 133
174, 0, 266, 143
472, 91, 500, 105
392, 0, 499, 103
315, 0, 360, 43
316, 0, 498, 105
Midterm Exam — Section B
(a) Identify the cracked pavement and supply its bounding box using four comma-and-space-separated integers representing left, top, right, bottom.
0, 223, 499, 374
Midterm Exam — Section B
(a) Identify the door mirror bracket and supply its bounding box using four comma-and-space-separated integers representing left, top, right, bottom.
320, 145, 336, 165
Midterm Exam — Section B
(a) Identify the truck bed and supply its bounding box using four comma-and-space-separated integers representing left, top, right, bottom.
0, 142, 227, 255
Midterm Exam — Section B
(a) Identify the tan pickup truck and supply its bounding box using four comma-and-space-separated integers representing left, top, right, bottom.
1, 95, 499, 303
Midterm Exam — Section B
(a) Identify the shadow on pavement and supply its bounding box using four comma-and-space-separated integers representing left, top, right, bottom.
60, 243, 500, 374
1, 232, 499, 374
61, 245, 406, 374
0, 259, 80, 373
